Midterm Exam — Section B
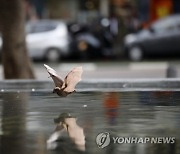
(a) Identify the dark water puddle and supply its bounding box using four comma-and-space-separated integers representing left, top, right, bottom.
0, 90, 180, 154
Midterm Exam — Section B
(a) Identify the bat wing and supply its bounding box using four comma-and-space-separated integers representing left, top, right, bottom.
63, 66, 83, 92
44, 64, 63, 88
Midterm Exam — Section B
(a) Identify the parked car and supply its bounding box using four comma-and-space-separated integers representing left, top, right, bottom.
0, 20, 70, 62
124, 15, 180, 61
26, 20, 70, 61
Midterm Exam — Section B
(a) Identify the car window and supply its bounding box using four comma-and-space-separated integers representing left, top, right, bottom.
152, 17, 177, 33
175, 19, 180, 30
26, 22, 57, 34
177, 24, 180, 30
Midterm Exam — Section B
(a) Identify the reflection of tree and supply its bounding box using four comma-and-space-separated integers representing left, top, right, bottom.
0, 0, 34, 79
1, 93, 28, 154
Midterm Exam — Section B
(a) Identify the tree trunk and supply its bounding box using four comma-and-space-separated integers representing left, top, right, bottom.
0, 0, 35, 79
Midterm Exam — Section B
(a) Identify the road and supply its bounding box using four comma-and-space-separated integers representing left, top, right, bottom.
0, 61, 180, 80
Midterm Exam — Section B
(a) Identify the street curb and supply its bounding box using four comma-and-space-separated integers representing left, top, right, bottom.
0, 79, 180, 92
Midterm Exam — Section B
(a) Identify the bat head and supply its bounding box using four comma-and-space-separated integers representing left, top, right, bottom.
53, 87, 60, 93
54, 113, 74, 124
53, 87, 68, 97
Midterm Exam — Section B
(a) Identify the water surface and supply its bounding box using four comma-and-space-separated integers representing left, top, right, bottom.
0, 88, 180, 154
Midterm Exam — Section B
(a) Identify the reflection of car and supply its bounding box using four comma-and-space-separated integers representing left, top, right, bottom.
26, 20, 70, 61
124, 15, 180, 61
0, 20, 70, 62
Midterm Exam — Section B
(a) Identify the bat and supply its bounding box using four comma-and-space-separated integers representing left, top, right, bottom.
44, 64, 83, 97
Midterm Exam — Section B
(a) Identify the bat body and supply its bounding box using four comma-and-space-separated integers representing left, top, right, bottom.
44, 64, 83, 97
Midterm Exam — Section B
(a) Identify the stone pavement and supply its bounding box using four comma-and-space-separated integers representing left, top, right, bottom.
0, 62, 180, 80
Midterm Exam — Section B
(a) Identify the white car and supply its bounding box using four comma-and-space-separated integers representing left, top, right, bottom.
26, 20, 70, 61
0, 20, 70, 62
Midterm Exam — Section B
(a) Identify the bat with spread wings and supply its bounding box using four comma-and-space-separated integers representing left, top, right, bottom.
44, 64, 83, 97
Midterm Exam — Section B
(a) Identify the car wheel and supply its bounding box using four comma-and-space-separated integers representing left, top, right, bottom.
128, 46, 143, 61
45, 48, 61, 62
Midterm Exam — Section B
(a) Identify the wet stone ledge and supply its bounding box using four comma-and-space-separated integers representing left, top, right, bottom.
0, 79, 180, 92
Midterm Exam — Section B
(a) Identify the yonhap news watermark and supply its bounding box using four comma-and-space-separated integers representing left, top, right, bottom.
96, 132, 176, 148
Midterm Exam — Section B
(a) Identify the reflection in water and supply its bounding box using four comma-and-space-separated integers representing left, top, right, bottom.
103, 93, 119, 154
1, 92, 28, 154
47, 113, 86, 153
104, 92, 119, 125
0, 90, 179, 154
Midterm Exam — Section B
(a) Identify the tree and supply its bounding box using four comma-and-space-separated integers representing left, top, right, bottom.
0, 0, 35, 79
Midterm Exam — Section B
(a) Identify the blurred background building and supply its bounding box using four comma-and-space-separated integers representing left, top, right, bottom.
25, 0, 180, 41
2, 0, 178, 62
25, 0, 180, 25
